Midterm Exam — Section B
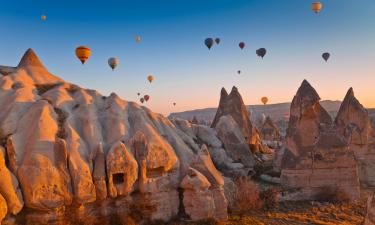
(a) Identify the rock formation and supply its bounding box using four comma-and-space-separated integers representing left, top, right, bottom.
279, 80, 360, 201
0, 49, 229, 222
335, 88, 375, 187
260, 116, 281, 142
366, 193, 375, 225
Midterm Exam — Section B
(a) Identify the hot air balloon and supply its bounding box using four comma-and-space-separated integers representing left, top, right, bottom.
137, 93, 140, 96
41, 15, 47, 21
237, 70, 241, 74
239, 42, 245, 50
147, 75, 154, 83
205, 38, 214, 50
140, 98, 144, 104
312, 2, 322, 14
256, 48, 267, 58
173, 102, 176, 106
144, 95, 150, 102
322, 52, 330, 62
261, 97, 268, 105
75, 46, 91, 64
215, 38, 220, 45
108, 57, 119, 71
136, 36, 141, 43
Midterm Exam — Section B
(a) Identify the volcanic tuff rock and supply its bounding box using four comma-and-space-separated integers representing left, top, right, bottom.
260, 116, 281, 142
0, 49, 228, 222
279, 80, 360, 201
335, 88, 375, 187
365, 193, 375, 225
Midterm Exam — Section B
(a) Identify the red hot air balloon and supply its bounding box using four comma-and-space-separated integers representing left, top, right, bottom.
239, 42, 245, 50
144, 95, 150, 102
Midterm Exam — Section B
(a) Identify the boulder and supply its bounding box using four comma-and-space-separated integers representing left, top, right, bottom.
335, 88, 375, 187
180, 168, 215, 221
215, 115, 255, 168
106, 141, 138, 198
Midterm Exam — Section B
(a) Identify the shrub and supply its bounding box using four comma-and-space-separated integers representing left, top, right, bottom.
232, 177, 263, 216
261, 188, 280, 209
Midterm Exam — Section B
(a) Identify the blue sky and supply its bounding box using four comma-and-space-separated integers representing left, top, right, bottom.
0, 0, 374, 115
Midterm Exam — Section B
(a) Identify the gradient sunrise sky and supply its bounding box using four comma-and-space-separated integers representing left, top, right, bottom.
0, 0, 374, 115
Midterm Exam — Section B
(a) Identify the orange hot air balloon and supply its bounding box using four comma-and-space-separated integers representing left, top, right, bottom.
261, 97, 268, 105
147, 75, 154, 83
41, 15, 47, 21
75, 46, 91, 64
311, 2, 322, 14
144, 95, 150, 102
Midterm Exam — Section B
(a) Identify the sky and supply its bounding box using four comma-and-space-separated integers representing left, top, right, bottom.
0, 0, 374, 115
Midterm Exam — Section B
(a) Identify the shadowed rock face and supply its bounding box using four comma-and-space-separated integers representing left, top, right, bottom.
211, 87, 254, 143
0, 49, 228, 222
280, 80, 360, 201
335, 88, 375, 187
260, 116, 281, 142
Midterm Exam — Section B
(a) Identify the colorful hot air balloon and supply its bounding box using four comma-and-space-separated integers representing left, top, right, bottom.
239, 42, 245, 50
140, 98, 144, 104
322, 52, 330, 62
108, 57, 119, 71
256, 48, 267, 58
136, 36, 141, 43
205, 38, 214, 50
41, 15, 47, 21
312, 2, 323, 14
75, 46, 91, 64
215, 38, 220, 45
261, 97, 268, 105
144, 95, 150, 102
147, 75, 154, 83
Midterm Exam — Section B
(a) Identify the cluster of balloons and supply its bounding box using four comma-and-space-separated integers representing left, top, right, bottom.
204, 38, 221, 50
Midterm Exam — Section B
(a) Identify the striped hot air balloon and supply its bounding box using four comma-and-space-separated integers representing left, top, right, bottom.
75, 46, 91, 64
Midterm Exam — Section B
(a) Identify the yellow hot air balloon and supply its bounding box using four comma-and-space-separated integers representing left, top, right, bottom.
75, 46, 91, 64
147, 75, 154, 83
261, 97, 268, 105
311, 2, 322, 14
136, 36, 141, 43
41, 15, 47, 21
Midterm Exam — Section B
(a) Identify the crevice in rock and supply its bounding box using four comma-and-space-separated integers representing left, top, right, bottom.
54, 107, 68, 139
35, 83, 63, 95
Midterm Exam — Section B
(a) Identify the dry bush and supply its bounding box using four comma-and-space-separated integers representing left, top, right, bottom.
261, 188, 280, 209
232, 177, 263, 216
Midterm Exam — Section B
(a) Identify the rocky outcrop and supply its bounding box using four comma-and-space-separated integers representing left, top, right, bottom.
0, 49, 227, 222
0, 146, 23, 215
211, 86, 254, 144
260, 116, 280, 142
0, 194, 7, 223
106, 141, 138, 198
335, 88, 375, 187
280, 80, 360, 201
366, 193, 375, 225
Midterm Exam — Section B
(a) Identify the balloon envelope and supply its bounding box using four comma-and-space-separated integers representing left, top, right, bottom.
75, 46, 91, 64
205, 38, 214, 50
144, 95, 150, 102
136, 36, 141, 43
261, 97, 268, 105
147, 75, 154, 83
41, 15, 47, 21
312, 2, 322, 13
256, 48, 267, 58
322, 52, 330, 62
140, 98, 144, 103
108, 57, 119, 70
239, 42, 245, 50
215, 38, 220, 45
137, 93, 140, 96
237, 70, 241, 74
